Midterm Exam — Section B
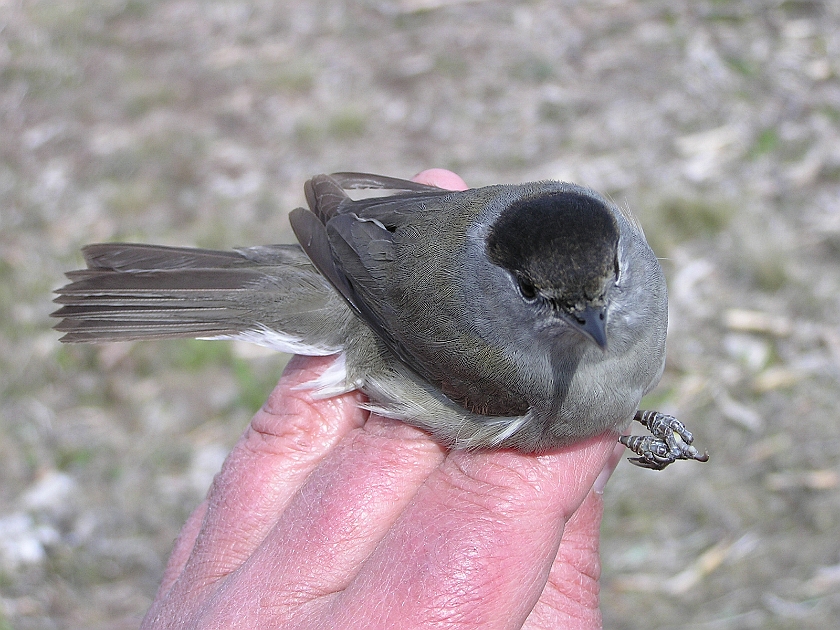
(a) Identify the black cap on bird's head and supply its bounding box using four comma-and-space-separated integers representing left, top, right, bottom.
486, 190, 620, 349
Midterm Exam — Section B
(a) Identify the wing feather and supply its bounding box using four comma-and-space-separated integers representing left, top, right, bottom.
329, 172, 444, 192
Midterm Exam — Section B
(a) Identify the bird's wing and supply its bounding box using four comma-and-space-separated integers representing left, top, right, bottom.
290, 174, 454, 383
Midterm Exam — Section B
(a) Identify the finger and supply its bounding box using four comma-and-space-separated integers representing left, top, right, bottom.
150, 355, 367, 607
156, 498, 208, 597
523, 489, 604, 630
318, 432, 617, 629
192, 416, 447, 626
413, 168, 469, 190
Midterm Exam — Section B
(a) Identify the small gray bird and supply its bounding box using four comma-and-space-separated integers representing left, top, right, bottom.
52, 173, 707, 469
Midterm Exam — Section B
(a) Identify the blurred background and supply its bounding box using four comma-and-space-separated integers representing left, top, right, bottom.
2, 0, 840, 627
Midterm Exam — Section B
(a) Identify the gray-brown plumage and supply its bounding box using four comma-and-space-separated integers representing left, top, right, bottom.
53, 173, 708, 467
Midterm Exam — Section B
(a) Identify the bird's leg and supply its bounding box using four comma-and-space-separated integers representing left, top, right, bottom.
619, 410, 709, 470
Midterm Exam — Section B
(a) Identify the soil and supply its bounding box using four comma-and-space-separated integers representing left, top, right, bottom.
2, 0, 839, 627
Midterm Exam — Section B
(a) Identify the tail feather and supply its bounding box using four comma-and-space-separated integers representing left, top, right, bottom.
53, 304, 229, 318
51, 243, 350, 353
53, 265, 271, 342
56, 267, 269, 294
53, 317, 238, 343
81, 242, 256, 271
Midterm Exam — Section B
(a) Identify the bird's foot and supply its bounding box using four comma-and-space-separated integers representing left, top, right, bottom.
619, 410, 709, 470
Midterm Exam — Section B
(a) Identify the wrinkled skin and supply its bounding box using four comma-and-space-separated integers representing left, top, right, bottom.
142, 170, 622, 630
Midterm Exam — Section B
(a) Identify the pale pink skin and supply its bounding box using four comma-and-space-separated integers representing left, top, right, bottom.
142, 170, 624, 630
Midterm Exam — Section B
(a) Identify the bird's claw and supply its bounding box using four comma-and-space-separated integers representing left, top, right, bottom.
619, 410, 709, 471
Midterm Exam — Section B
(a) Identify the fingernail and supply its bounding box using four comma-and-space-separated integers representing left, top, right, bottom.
594, 442, 625, 494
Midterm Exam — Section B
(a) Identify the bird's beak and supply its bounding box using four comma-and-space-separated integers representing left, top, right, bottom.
567, 304, 608, 350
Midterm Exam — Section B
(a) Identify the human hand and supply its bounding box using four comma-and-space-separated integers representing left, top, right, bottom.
142, 170, 622, 629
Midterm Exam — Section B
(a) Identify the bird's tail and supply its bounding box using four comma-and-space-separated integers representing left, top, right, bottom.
51, 242, 350, 355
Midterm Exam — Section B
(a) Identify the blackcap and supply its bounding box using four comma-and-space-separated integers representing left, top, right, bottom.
53, 173, 708, 469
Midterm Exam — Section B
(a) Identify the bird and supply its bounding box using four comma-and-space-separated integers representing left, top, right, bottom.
52, 172, 708, 469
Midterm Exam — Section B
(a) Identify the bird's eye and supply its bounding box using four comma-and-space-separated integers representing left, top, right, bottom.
517, 276, 538, 300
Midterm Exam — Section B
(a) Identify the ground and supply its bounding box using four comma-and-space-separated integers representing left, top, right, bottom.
1, 0, 840, 628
